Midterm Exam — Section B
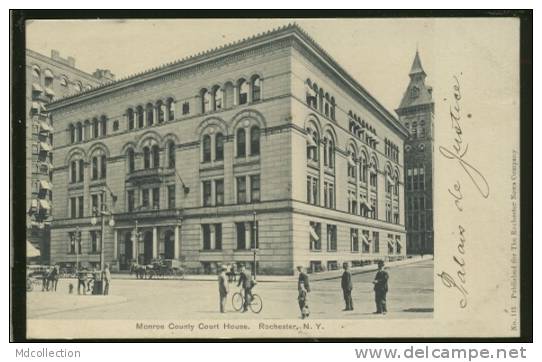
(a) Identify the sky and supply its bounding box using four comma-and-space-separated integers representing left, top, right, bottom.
25, 18, 437, 114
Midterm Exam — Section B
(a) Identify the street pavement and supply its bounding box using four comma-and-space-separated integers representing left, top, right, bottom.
27, 258, 433, 320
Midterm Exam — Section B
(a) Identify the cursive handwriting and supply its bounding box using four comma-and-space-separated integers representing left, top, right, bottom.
438, 225, 468, 308
439, 74, 490, 199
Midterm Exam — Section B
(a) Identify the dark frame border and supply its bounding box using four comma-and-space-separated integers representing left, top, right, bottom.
10, 9, 533, 343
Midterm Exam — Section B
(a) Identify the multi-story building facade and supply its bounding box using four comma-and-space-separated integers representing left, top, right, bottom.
47, 24, 407, 275
396, 50, 435, 255
26, 49, 110, 262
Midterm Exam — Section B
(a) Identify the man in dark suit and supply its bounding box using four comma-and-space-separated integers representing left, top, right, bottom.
341, 262, 354, 311
372, 260, 389, 314
236, 265, 253, 312
218, 265, 229, 313
297, 266, 311, 319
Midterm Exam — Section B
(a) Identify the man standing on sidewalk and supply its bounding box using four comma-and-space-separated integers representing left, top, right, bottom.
372, 260, 389, 315
103, 264, 111, 295
297, 266, 311, 319
218, 265, 229, 313
237, 265, 253, 312
341, 262, 353, 311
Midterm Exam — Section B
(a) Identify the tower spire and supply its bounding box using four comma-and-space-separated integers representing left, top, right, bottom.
409, 48, 426, 77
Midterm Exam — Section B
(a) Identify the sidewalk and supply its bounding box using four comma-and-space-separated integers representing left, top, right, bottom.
110, 255, 430, 283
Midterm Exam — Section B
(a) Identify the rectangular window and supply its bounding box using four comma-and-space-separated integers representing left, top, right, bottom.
182, 102, 190, 115
370, 198, 377, 219
388, 233, 394, 254
100, 155, 107, 179
236, 176, 246, 204
420, 168, 425, 190
329, 183, 334, 209
396, 235, 402, 254
327, 225, 337, 251
78, 159, 84, 182
312, 177, 318, 205
215, 224, 222, 250
142, 189, 149, 208
307, 177, 311, 204
249, 221, 259, 249
167, 185, 175, 209
310, 221, 321, 251
90, 230, 100, 253
152, 187, 160, 209
68, 232, 76, 254
362, 230, 370, 253
203, 180, 212, 206
91, 194, 98, 213
69, 197, 76, 218
250, 175, 260, 203
128, 190, 135, 212
214, 179, 224, 206
373, 231, 380, 253
78, 196, 84, 218
235, 222, 246, 250
202, 224, 211, 250
351, 228, 359, 252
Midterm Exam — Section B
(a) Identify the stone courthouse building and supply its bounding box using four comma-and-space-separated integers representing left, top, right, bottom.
26, 49, 109, 262
47, 24, 408, 275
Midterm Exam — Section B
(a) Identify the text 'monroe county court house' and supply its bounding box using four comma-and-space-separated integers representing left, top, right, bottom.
46, 24, 411, 275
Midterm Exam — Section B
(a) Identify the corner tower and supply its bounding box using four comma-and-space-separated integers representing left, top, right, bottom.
395, 50, 434, 255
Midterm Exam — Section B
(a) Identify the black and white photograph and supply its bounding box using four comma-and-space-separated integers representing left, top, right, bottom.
10, 13, 530, 341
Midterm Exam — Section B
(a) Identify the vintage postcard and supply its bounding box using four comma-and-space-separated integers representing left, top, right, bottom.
17, 16, 523, 339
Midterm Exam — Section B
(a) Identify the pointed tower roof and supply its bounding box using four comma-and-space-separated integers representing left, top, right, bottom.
397, 50, 433, 111
409, 50, 426, 76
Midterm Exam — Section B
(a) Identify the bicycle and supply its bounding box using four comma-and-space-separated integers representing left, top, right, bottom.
232, 288, 263, 313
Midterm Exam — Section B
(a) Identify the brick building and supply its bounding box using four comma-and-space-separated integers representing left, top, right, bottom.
396, 50, 435, 255
26, 49, 110, 262
47, 24, 407, 275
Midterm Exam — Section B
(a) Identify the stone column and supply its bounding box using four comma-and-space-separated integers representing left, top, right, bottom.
318, 141, 325, 206
245, 222, 251, 250
233, 85, 239, 106
210, 224, 216, 250
152, 226, 158, 259
174, 225, 180, 259
259, 78, 264, 100
247, 80, 253, 104
355, 158, 360, 214
113, 229, 118, 260
132, 231, 138, 262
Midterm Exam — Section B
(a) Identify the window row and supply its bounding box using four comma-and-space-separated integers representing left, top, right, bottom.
68, 116, 108, 144
350, 229, 380, 253
32, 64, 92, 93
305, 79, 336, 120
347, 191, 376, 219
201, 221, 259, 251
406, 166, 426, 191
384, 139, 400, 163
69, 155, 107, 183
67, 230, 101, 254
201, 175, 260, 207
201, 75, 262, 114
407, 212, 432, 231
348, 117, 379, 150
126, 98, 176, 130
407, 196, 426, 211
404, 120, 426, 139
126, 185, 176, 212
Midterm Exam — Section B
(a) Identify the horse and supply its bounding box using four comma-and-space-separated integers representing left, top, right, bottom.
130, 262, 147, 279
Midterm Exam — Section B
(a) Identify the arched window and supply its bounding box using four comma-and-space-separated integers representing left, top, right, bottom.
237, 128, 246, 157
137, 106, 144, 128
238, 79, 249, 105
76, 122, 83, 142
324, 93, 330, 117
360, 154, 368, 183
100, 116, 107, 137
91, 156, 99, 180
146, 103, 154, 126
202, 135, 211, 162
69, 124, 75, 144
78, 159, 84, 182
251, 76, 261, 102
166, 98, 175, 121
127, 148, 135, 173
92, 118, 99, 138
250, 126, 260, 156
100, 155, 107, 179
312, 84, 319, 109
156, 100, 165, 123
151, 145, 160, 168
212, 86, 223, 111
127, 109, 135, 130
330, 97, 336, 120
201, 89, 211, 113
215, 133, 224, 161
347, 147, 357, 178
143, 147, 151, 169
306, 127, 318, 162
70, 160, 77, 183
168, 141, 175, 168
327, 138, 335, 169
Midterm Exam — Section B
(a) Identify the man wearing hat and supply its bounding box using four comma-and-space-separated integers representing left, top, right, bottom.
341, 262, 354, 311
297, 266, 311, 319
218, 265, 229, 313
372, 260, 389, 314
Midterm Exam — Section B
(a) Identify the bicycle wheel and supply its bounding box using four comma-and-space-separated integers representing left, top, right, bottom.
232, 292, 244, 311
249, 294, 263, 313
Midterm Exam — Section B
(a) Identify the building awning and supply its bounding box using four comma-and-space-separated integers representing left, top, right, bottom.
32, 83, 43, 93
44, 69, 54, 79
28, 199, 38, 213
40, 180, 52, 190
360, 199, 373, 210
387, 238, 395, 247
31, 101, 40, 110
39, 121, 53, 133
396, 238, 403, 246
309, 225, 320, 241
347, 156, 356, 167
306, 133, 317, 148
27, 240, 40, 258
361, 234, 371, 246
387, 175, 395, 185
39, 142, 52, 152
40, 160, 53, 169
38, 199, 51, 210
44, 87, 55, 97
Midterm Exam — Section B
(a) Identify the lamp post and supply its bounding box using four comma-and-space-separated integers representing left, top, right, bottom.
90, 204, 115, 273
252, 211, 258, 280
75, 226, 81, 271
